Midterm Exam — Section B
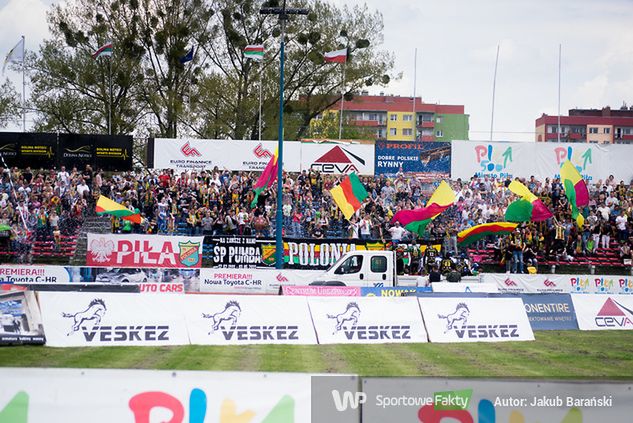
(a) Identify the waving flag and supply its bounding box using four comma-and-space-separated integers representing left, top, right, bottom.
251, 149, 278, 207
458, 222, 518, 246
96, 195, 142, 224
505, 180, 553, 222
179, 46, 194, 64
391, 180, 455, 235
324, 48, 347, 63
92, 42, 113, 60
3, 37, 24, 74
330, 173, 368, 220
560, 160, 589, 228
244, 45, 264, 61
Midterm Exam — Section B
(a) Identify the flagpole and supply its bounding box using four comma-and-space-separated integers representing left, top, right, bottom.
557, 43, 561, 143
338, 61, 345, 140
490, 44, 500, 141
412, 47, 417, 141
259, 62, 263, 141
108, 55, 112, 135
21, 35, 25, 132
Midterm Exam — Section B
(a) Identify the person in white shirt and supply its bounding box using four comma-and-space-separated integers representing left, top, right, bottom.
76, 178, 90, 199
359, 215, 372, 240
388, 221, 406, 242
597, 203, 610, 221
615, 211, 628, 242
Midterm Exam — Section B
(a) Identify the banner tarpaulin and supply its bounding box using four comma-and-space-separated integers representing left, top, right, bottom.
374, 140, 450, 177
520, 294, 579, 330
198, 268, 323, 294
308, 297, 427, 344
300, 142, 375, 175
0, 368, 311, 422
431, 282, 499, 293
282, 286, 361, 296
151, 138, 301, 172
360, 287, 432, 296
38, 292, 189, 347
571, 294, 633, 330
418, 297, 534, 342
450, 140, 532, 180
485, 273, 570, 294
0, 290, 45, 345
87, 234, 204, 268
184, 295, 317, 345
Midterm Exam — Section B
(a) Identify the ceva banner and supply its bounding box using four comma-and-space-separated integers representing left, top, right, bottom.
520, 294, 579, 330
184, 295, 317, 345
418, 297, 534, 343
308, 297, 427, 344
86, 234, 204, 268
571, 294, 633, 330
300, 142, 375, 175
151, 138, 301, 172
38, 292, 189, 347
0, 368, 311, 423
374, 140, 450, 177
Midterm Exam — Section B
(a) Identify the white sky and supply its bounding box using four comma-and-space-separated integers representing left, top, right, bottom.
2, 0, 633, 141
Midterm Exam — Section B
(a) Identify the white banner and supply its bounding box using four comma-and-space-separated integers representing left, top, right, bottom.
418, 297, 534, 343
0, 265, 71, 284
308, 297, 427, 344
431, 282, 499, 293
184, 295, 317, 345
38, 292, 189, 347
451, 140, 630, 181
300, 143, 375, 175
0, 368, 311, 422
571, 294, 633, 330
152, 138, 302, 172
197, 268, 324, 294
86, 233, 204, 268
484, 273, 633, 295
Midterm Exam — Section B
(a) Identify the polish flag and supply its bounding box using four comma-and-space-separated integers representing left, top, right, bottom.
324, 48, 347, 63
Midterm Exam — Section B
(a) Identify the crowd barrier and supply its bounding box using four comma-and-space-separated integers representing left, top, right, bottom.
2, 369, 631, 422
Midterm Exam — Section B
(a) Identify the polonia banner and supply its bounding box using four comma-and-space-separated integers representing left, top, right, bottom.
324, 48, 347, 63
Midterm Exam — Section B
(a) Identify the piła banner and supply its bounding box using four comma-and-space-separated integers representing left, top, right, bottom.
87, 234, 204, 268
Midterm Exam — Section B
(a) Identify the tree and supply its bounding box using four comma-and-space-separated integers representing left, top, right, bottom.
0, 80, 20, 128
306, 110, 376, 140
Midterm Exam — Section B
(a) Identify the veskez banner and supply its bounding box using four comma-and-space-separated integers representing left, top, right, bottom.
38, 292, 189, 347
0, 291, 45, 345
571, 294, 633, 330
520, 294, 579, 330
374, 140, 450, 177
0, 368, 312, 422
308, 297, 427, 344
300, 142, 375, 175
150, 138, 301, 172
184, 295, 317, 345
419, 297, 534, 342
87, 234, 204, 268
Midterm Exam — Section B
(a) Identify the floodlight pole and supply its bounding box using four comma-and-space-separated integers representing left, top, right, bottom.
260, 1, 309, 270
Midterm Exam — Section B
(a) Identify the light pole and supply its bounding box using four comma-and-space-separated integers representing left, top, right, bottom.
260, 1, 308, 270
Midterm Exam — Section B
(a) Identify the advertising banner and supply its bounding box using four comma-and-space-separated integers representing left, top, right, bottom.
567, 274, 633, 295
151, 138, 301, 172
184, 295, 318, 345
300, 142, 375, 175
138, 282, 184, 294
38, 292, 189, 346
360, 287, 432, 297
418, 297, 534, 342
308, 297, 427, 344
59, 133, 133, 171
431, 282, 499, 293
282, 286, 361, 296
607, 144, 633, 183
0, 368, 312, 422
374, 140, 450, 177
520, 294, 579, 330
571, 294, 633, 330
450, 140, 532, 180
534, 143, 607, 183
86, 234, 204, 268
198, 268, 323, 294
359, 377, 633, 423
0, 132, 57, 169
0, 291, 45, 345
485, 273, 570, 294
0, 265, 72, 284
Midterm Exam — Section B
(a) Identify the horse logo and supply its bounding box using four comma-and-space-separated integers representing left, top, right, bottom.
61, 299, 107, 336
202, 301, 241, 334
438, 302, 470, 333
327, 302, 361, 334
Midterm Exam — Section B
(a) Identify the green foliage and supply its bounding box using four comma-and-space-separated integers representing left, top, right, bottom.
0, 80, 21, 128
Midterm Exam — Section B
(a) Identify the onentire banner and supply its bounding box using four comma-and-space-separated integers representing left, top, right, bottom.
38, 292, 190, 347
308, 297, 428, 344
520, 293, 579, 330
571, 294, 633, 330
184, 295, 318, 345
418, 297, 534, 342
374, 140, 450, 177
0, 368, 312, 422
86, 234, 205, 268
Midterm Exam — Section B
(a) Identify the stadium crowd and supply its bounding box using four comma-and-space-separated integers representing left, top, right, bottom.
1, 163, 633, 272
